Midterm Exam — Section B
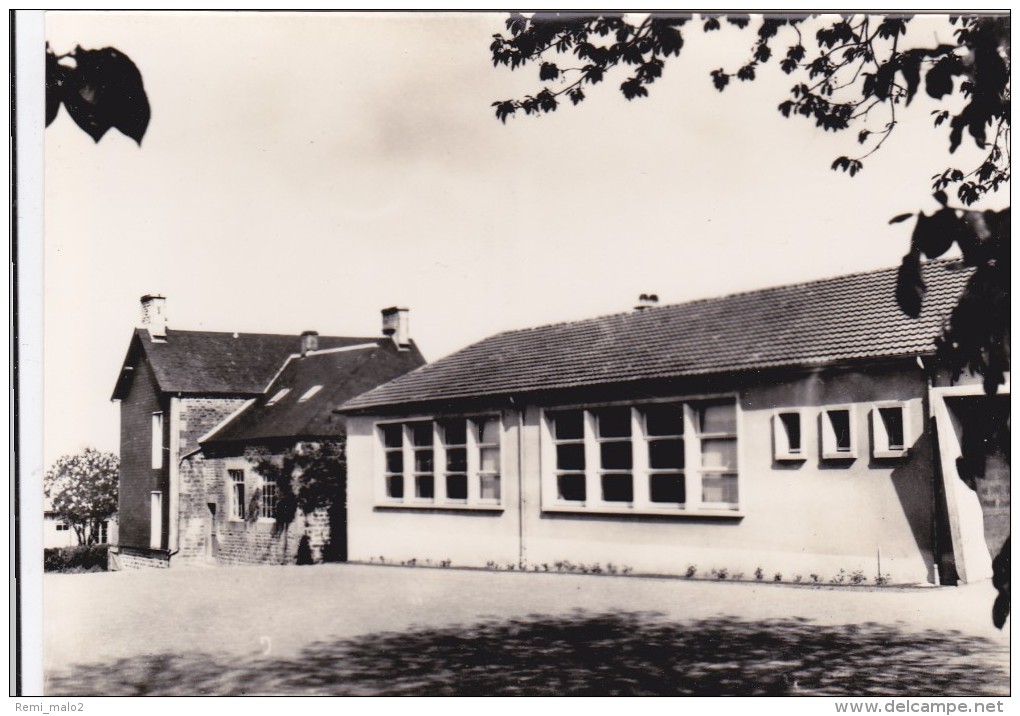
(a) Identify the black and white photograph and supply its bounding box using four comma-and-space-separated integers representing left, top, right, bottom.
14, 9, 1010, 703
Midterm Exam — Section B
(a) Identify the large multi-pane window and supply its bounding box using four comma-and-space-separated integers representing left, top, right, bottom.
544, 398, 739, 514
379, 416, 502, 507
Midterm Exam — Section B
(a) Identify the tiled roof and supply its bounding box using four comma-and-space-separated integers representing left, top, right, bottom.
342, 259, 972, 412
200, 341, 426, 445
112, 328, 399, 399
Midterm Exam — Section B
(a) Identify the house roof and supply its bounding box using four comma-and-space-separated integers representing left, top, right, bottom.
341, 259, 972, 413
112, 328, 393, 400
199, 340, 426, 446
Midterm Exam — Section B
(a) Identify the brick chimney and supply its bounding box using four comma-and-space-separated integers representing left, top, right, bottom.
634, 293, 659, 311
140, 294, 167, 339
301, 330, 319, 356
381, 307, 410, 349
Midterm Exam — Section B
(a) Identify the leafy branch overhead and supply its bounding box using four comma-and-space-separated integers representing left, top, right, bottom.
46, 44, 150, 144
490, 13, 1009, 204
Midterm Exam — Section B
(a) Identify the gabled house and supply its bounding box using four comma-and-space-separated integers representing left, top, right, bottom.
110, 296, 425, 569
339, 259, 1008, 585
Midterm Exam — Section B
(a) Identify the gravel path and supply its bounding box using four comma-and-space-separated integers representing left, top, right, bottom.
43, 563, 1009, 695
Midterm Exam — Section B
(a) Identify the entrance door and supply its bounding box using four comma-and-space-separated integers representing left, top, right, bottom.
932, 390, 1010, 583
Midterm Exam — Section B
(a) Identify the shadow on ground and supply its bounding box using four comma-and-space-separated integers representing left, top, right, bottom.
46, 611, 1008, 696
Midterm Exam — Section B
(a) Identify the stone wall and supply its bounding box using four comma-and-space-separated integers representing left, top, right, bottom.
110, 546, 169, 570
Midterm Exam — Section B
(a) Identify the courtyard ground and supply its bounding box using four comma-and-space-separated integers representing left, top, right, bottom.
44, 563, 1009, 696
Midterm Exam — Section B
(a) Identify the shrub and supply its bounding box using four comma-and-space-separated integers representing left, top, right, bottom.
773, 572, 783, 582
712, 567, 728, 580
793, 574, 803, 583
684, 564, 697, 579
830, 569, 847, 585
874, 573, 891, 586
295, 535, 313, 565
754, 567, 764, 581
810, 573, 821, 583
44, 545, 109, 573
849, 569, 867, 585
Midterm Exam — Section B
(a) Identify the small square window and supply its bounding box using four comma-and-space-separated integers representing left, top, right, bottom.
872, 404, 909, 458
774, 411, 805, 461
821, 407, 857, 459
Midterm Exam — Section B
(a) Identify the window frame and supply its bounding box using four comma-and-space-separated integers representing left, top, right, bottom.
773, 409, 807, 461
258, 472, 277, 522
820, 405, 858, 460
149, 491, 163, 550
540, 395, 742, 517
871, 402, 910, 459
227, 468, 247, 521
375, 414, 504, 511
151, 411, 163, 469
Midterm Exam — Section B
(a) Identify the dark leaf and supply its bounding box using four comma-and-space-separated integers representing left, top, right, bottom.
493, 100, 517, 123
568, 88, 585, 105
725, 14, 750, 29
957, 182, 983, 206
895, 251, 925, 318
858, 130, 870, 144
711, 69, 730, 92
912, 207, 965, 259
703, 17, 720, 32
888, 213, 913, 225
754, 44, 771, 63
925, 55, 962, 99
736, 64, 756, 82
900, 52, 922, 105
539, 62, 560, 81
877, 18, 908, 40
61, 46, 150, 144
45, 48, 67, 127
620, 77, 648, 101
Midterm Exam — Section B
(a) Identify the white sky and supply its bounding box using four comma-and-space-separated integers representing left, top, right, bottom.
41, 11, 1002, 466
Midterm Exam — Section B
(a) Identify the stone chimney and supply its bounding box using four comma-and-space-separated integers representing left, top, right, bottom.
301, 330, 319, 356
381, 307, 410, 349
140, 294, 167, 339
634, 293, 659, 311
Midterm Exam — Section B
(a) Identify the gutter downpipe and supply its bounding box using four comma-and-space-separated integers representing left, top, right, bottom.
513, 397, 526, 569
168, 396, 182, 562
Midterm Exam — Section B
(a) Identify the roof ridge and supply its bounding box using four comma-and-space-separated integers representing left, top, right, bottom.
488, 257, 965, 340
149, 327, 382, 341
